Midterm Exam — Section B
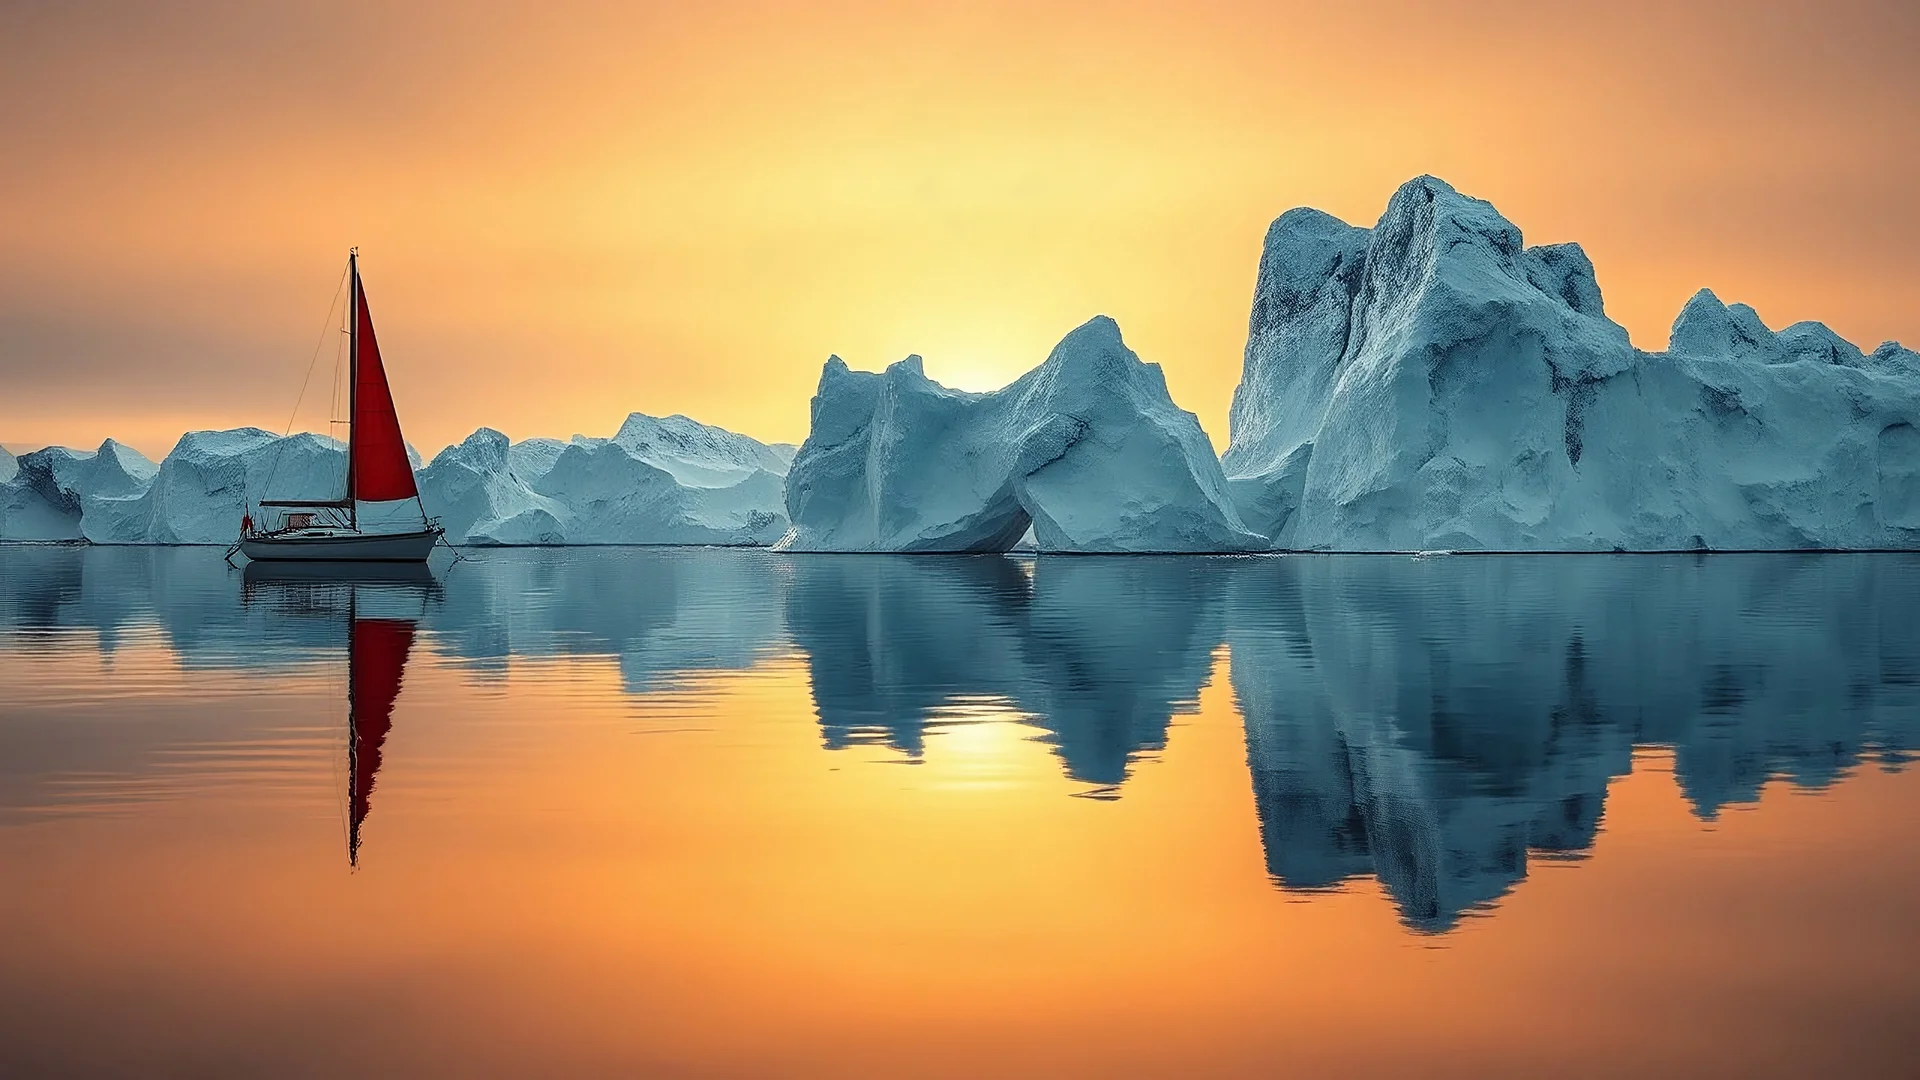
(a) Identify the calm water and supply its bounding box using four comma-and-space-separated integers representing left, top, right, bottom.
2, 547, 1916, 1077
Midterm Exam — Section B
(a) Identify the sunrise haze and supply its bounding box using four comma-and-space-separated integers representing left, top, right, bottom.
4, 0, 1917, 459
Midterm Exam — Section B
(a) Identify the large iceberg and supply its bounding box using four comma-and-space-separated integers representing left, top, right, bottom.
1, 413, 794, 546
1224, 175, 1920, 551
778, 315, 1257, 552
127, 429, 347, 544
0, 440, 162, 543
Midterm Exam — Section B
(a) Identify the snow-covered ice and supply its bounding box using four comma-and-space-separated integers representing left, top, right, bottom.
608, 412, 796, 488
415, 428, 570, 545
409, 412, 797, 546
1224, 175, 1920, 551
419, 413, 794, 546
524, 414, 792, 546
777, 315, 1258, 553
503, 436, 576, 486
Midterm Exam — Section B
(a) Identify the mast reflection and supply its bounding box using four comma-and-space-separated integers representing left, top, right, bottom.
242, 561, 436, 866
345, 613, 415, 866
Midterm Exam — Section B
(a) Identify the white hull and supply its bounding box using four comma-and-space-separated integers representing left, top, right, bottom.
240, 528, 439, 563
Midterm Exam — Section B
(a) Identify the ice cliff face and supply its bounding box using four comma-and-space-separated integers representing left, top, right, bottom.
0, 414, 792, 546
135, 430, 346, 544
1225, 175, 1920, 551
778, 315, 1257, 552
0, 440, 163, 542
416, 428, 569, 545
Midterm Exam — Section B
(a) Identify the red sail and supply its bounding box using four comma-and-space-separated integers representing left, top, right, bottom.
351, 280, 420, 502
349, 617, 416, 865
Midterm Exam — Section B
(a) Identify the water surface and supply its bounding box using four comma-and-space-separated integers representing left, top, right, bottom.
2, 547, 1916, 1077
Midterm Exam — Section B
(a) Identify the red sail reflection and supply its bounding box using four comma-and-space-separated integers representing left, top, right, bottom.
349, 617, 417, 867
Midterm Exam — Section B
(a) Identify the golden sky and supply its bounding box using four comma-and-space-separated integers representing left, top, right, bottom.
3, 0, 1917, 458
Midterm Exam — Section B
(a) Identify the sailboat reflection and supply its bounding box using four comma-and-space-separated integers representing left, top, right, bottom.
345, 614, 415, 866
241, 562, 437, 865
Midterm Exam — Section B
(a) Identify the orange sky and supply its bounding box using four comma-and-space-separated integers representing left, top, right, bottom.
3, 0, 1917, 459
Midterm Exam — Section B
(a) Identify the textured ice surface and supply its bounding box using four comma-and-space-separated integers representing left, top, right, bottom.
0, 440, 163, 543
778, 316, 1257, 552
413, 428, 565, 545
610, 412, 796, 488
133, 430, 345, 544
413, 413, 796, 546
502, 436, 577, 486
526, 425, 786, 547
514, 413, 792, 545
1224, 176, 1920, 551
418, 414, 792, 546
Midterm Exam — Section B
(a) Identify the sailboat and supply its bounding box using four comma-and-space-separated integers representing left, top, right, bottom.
240, 250, 442, 563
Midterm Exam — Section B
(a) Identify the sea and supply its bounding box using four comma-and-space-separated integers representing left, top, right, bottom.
2, 546, 1916, 1077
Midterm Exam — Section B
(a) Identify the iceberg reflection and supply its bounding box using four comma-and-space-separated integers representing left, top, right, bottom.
1, 546, 1914, 928
1227, 555, 1920, 930
785, 555, 1220, 783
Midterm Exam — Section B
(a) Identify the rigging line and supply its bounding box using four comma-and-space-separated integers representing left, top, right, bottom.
283, 264, 352, 439
331, 311, 349, 503
260, 263, 351, 507
330, 321, 342, 428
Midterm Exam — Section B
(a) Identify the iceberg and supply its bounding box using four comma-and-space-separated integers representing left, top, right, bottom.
606, 412, 795, 488
415, 428, 569, 545
2, 413, 793, 546
14, 180, 1916, 556
503, 436, 576, 486
1, 452, 84, 542
418, 413, 794, 546
0, 440, 161, 543
1224, 175, 1920, 551
131, 429, 346, 544
778, 315, 1257, 552
528, 414, 792, 545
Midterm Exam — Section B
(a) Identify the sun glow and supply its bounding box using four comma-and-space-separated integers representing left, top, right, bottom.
3, 3, 1917, 460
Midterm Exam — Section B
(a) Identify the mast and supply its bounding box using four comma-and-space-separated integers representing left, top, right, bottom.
346, 587, 360, 868
347, 248, 359, 531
